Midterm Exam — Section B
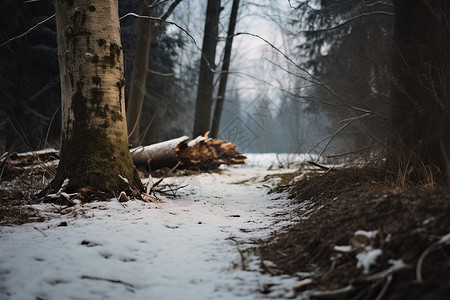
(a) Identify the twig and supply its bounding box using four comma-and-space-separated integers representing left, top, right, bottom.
148, 68, 175, 77
119, 13, 196, 45
416, 243, 436, 283
302, 11, 393, 34
0, 14, 56, 48
43, 105, 61, 149
307, 161, 330, 171
80, 275, 135, 290
32, 225, 47, 237
375, 274, 393, 300
152, 161, 181, 189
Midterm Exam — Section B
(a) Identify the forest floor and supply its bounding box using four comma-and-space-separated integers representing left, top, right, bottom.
0, 153, 449, 299
258, 164, 450, 299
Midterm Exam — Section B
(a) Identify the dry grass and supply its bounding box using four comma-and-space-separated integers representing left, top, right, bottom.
258, 161, 450, 299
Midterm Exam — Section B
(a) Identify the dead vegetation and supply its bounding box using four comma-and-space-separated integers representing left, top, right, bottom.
0, 149, 58, 225
258, 163, 450, 299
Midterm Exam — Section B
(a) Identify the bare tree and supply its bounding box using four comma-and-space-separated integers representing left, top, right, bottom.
51, 0, 143, 199
211, 0, 240, 139
193, 0, 221, 137
127, 0, 182, 147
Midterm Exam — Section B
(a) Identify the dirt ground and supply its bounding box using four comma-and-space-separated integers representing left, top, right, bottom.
258, 166, 450, 299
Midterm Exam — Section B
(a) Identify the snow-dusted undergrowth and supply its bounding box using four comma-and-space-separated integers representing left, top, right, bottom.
0, 155, 306, 300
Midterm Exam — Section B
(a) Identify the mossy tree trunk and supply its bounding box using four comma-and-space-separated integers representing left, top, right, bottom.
389, 0, 450, 183
52, 0, 144, 199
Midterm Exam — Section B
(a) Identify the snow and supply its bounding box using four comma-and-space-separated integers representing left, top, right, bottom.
354, 230, 378, 239
0, 156, 306, 299
244, 153, 318, 168
438, 232, 450, 245
15, 148, 59, 157
333, 245, 352, 253
356, 247, 383, 274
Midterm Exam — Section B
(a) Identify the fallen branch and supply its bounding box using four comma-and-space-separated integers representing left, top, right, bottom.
416, 233, 450, 283
307, 160, 331, 171
80, 275, 135, 290
131, 134, 246, 170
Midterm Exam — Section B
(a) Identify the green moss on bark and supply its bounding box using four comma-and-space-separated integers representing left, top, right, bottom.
51, 78, 143, 200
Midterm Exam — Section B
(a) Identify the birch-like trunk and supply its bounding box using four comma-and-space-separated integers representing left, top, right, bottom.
52, 0, 143, 198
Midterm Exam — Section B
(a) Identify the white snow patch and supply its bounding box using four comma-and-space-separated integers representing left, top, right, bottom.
438, 232, 450, 245
356, 248, 383, 274
15, 148, 59, 157
354, 230, 378, 239
47, 178, 70, 198
0, 157, 308, 299
385, 233, 392, 242
244, 153, 317, 168
422, 217, 435, 225
333, 245, 352, 253
119, 175, 129, 184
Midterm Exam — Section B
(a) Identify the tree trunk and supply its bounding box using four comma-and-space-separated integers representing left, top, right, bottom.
126, 0, 182, 147
389, 0, 450, 183
52, 0, 144, 199
193, 0, 221, 137
211, 0, 240, 139
126, 2, 154, 147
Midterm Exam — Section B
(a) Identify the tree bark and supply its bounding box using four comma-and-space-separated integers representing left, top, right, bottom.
126, 2, 154, 147
389, 0, 450, 183
131, 135, 246, 170
52, 0, 144, 199
126, 0, 182, 147
131, 136, 189, 169
211, 0, 240, 139
193, 0, 221, 137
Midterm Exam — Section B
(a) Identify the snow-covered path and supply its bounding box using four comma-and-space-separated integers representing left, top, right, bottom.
0, 160, 305, 300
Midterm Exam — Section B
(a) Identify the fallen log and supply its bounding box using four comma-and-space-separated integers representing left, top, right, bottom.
131, 133, 246, 170
130, 136, 189, 170
1, 134, 246, 177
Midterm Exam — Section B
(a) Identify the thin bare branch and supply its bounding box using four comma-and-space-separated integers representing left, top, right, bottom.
160, 0, 182, 21
0, 14, 55, 48
303, 11, 393, 33
148, 69, 175, 77
119, 13, 196, 45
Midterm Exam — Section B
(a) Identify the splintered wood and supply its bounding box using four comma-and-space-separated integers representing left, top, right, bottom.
176, 135, 246, 169
131, 133, 246, 170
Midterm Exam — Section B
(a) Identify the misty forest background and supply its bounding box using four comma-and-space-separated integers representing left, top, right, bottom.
0, 0, 416, 159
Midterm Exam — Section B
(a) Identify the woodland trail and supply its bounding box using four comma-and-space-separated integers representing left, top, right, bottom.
0, 158, 304, 299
